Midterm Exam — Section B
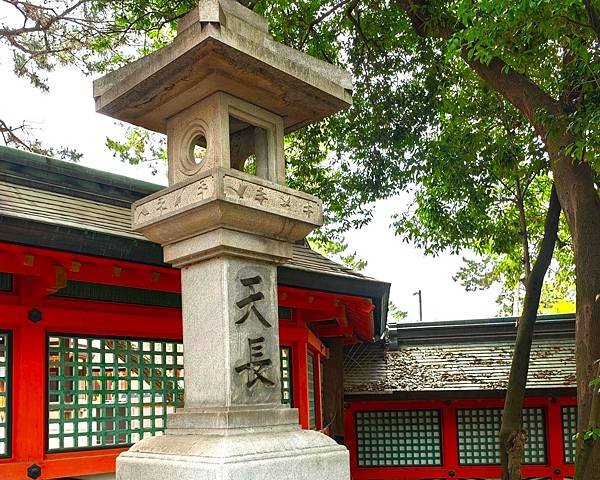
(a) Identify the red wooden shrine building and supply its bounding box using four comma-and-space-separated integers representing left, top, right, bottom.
0, 146, 390, 479
343, 314, 577, 480
0, 146, 578, 480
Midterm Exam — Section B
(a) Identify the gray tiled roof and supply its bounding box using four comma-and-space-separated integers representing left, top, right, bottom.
344, 336, 575, 393
0, 179, 138, 238
0, 178, 366, 279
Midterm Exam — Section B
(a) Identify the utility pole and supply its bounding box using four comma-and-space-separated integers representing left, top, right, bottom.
413, 289, 423, 322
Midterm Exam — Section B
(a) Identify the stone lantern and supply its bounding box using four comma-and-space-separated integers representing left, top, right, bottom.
93, 0, 352, 478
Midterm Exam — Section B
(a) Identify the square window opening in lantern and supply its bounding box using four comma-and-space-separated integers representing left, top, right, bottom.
47, 335, 184, 452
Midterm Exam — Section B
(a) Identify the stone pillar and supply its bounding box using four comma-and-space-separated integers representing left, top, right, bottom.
93, 0, 354, 477
179, 257, 282, 410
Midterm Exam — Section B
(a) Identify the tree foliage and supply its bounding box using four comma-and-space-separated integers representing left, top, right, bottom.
2, 0, 599, 215
1, 1, 594, 307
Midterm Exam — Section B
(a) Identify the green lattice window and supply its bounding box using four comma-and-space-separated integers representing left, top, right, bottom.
457, 407, 547, 465
0, 333, 9, 457
320, 359, 324, 428
0, 273, 12, 292
562, 406, 577, 464
307, 352, 316, 429
47, 335, 184, 451
280, 347, 292, 406
356, 410, 442, 467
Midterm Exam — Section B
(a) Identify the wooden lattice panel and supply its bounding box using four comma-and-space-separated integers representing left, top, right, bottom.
280, 347, 292, 406
355, 409, 442, 467
47, 335, 184, 451
562, 406, 577, 464
457, 407, 547, 465
307, 352, 316, 429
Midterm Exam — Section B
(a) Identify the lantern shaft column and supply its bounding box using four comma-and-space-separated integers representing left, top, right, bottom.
171, 255, 299, 431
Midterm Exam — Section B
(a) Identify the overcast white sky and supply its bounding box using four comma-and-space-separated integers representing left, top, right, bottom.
0, 58, 503, 322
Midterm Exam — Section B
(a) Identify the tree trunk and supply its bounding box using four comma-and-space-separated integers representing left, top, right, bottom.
576, 363, 600, 479
499, 185, 561, 480
548, 135, 600, 479
392, 2, 600, 472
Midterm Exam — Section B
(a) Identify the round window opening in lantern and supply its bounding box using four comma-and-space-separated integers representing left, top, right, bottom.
189, 133, 208, 166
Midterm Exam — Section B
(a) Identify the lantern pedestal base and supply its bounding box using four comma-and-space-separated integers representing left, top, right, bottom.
116, 425, 350, 480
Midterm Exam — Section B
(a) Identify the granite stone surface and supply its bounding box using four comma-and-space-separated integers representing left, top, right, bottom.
117, 428, 350, 480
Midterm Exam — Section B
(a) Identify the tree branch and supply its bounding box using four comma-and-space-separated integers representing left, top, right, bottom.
0, 0, 91, 36
345, 3, 380, 58
515, 174, 532, 279
499, 184, 561, 480
583, 0, 600, 42
298, 0, 357, 49
394, 0, 562, 132
0, 118, 30, 150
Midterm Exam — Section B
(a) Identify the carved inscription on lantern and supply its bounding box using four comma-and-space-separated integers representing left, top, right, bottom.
133, 175, 216, 227
223, 175, 320, 223
235, 336, 275, 389
235, 276, 272, 328
233, 268, 277, 396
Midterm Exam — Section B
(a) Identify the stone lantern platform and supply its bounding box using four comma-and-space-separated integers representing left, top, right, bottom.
93, 0, 353, 478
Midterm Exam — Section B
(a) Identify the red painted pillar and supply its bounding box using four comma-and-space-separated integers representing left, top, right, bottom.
344, 403, 357, 474
13, 318, 46, 466
293, 341, 309, 429
547, 398, 565, 480
441, 401, 459, 478
290, 309, 311, 430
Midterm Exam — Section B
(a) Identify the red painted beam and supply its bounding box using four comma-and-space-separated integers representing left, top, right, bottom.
0, 302, 182, 339
0, 448, 127, 479
278, 289, 339, 311
0, 242, 180, 293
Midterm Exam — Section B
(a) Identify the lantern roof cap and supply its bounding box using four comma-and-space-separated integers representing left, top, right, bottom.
93, 0, 352, 134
